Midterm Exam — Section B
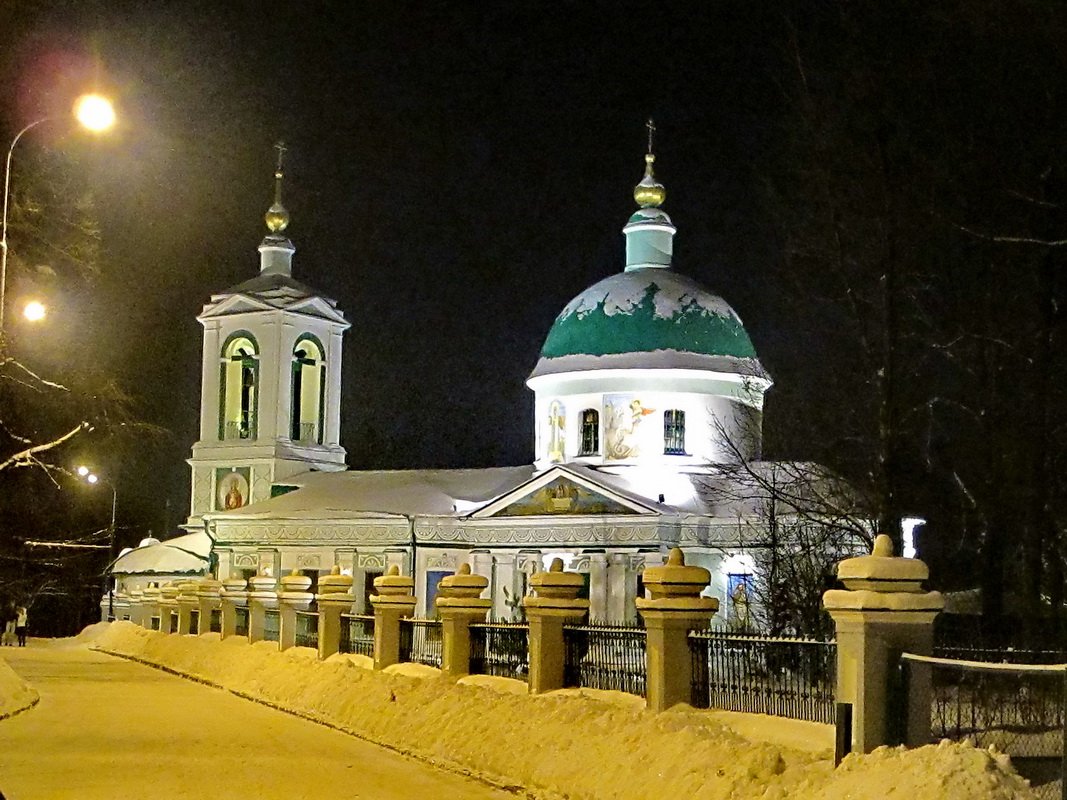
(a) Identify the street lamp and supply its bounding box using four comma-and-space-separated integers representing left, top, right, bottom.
77, 465, 118, 620
0, 93, 116, 334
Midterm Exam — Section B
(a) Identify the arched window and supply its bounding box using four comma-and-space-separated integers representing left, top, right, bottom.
291, 335, 325, 444
220, 334, 259, 440
578, 408, 599, 455
663, 409, 686, 455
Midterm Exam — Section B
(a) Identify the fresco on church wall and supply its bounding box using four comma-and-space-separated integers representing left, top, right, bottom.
604, 394, 656, 460
216, 467, 251, 510
547, 400, 566, 462
491, 476, 636, 517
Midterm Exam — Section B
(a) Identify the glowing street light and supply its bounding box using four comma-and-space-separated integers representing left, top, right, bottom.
76, 464, 119, 619
0, 93, 116, 335
22, 300, 45, 322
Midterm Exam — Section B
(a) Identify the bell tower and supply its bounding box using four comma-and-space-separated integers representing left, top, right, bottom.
186, 144, 349, 530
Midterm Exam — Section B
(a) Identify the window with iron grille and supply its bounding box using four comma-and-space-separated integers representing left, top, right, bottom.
579, 409, 599, 455
663, 409, 686, 454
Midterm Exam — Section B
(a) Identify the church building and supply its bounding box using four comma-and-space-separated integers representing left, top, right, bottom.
110, 140, 804, 626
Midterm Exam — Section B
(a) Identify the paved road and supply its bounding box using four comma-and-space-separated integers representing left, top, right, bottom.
0, 643, 513, 800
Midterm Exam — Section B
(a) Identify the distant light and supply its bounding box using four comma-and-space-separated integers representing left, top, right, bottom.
73, 94, 116, 133
86, 473, 99, 484
901, 517, 925, 559
22, 301, 46, 322
76, 465, 90, 477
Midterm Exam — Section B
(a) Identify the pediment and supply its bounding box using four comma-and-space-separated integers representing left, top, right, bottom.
470, 466, 656, 518
199, 293, 276, 319
286, 296, 349, 325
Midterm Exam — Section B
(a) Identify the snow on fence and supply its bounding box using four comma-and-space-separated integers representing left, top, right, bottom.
339, 614, 374, 657
900, 652, 1066, 800
399, 618, 442, 668
688, 631, 837, 724
470, 622, 529, 680
295, 611, 319, 650
563, 622, 647, 697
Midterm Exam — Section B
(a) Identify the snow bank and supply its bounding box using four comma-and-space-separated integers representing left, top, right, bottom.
91, 623, 1037, 800
0, 655, 38, 719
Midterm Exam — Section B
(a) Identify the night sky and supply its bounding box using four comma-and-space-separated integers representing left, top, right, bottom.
4, 1, 1061, 553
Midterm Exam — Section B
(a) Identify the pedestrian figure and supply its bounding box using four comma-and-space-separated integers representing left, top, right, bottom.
2, 615, 14, 647
15, 606, 27, 647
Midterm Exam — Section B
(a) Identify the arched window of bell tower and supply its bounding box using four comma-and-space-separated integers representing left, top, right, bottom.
219, 333, 259, 441
291, 334, 325, 444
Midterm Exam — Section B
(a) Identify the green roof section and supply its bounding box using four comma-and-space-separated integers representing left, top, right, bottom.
540, 271, 758, 360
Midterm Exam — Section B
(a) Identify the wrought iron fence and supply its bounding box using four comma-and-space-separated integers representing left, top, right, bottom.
295, 611, 319, 649
235, 607, 249, 638
339, 614, 375, 657
689, 631, 836, 724
902, 653, 1066, 800
169, 611, 178, 633
150, 615, 160, 632
210, 608, 222, 634
399, 618, 443, 668
189, 610, 200, 634
263, 609, 280, 643
470, 622, 529, 680
564, 622, 646, 696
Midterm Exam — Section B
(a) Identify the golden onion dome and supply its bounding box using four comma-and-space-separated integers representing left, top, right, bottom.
633, 153, 666, 208
264, 199, 289, 233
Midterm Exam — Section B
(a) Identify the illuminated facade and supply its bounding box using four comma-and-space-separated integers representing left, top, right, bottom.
113, 146, 803, 625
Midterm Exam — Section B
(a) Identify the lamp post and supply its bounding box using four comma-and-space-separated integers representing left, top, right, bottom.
0, 94, 115, 334
77, 465, 119, 620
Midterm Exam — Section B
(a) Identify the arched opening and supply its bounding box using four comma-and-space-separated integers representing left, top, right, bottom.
291, 335, 325, 444
220, 334, 259, 440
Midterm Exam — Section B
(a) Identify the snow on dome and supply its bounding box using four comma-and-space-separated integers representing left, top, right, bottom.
530, 269, 768, 380
138, 536, 162, 548
112, 531, 212, 576
118, 547, 133, 557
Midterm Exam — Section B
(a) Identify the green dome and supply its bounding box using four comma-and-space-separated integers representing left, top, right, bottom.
530, 268, 767, 380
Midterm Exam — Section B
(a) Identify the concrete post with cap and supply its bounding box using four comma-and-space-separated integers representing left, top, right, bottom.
522, 558, 589, 694
436, 563, 491, 680
370, 565, 416, 670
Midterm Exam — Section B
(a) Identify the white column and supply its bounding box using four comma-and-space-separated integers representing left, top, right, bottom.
199, 322, 221, 440
588, 552, 609, 621
326, 328, 344, 447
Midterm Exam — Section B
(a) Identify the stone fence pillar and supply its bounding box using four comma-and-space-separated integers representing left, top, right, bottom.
247, 572, 279, 644
278, 570, 314, 651
159, 584, 180, 634
219, 576, 247, 639
316, 566, 354, 660
126, 590, 145, 626
823, 534, 944, 754
436, 564, 491, 680
196, 576, 223, 635
637, 547, 718, 712
142, 584, 162, 630
176, 580, 199, 635
370, 565, 416, 670
522, 558, 589, 694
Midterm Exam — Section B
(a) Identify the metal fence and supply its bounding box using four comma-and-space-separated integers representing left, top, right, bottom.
563, 622, 646, 696
399, 618, 443, 668
470, 622, 529, 680
296, 610, 319, 649
189, 610, 199, 634
339, 614, 375, 657
235, 607, 249, 638
902, 653, 1066, 800
209, 608, 222, 634
263, 609, 280, 643
150, 615, 160, 632
689, 631, 836, 724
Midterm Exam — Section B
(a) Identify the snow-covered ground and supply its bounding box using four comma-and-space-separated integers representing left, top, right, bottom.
0, 648, 38, 718
65, 622, 1037, 800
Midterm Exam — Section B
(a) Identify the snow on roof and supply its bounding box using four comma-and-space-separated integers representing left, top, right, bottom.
111, 530, 212, 575
207, 466, 537, 521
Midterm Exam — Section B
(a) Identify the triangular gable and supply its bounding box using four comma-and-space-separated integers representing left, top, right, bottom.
199, 293, 277, 319
285, 296, 349, 324
470, 466, 658, 518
